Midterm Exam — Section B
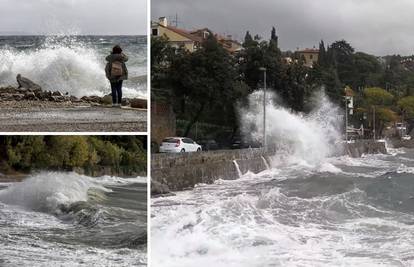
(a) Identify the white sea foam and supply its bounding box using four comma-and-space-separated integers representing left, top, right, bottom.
396, 164, 414, 174
93, 175, 147, 185
317, 162, 343, 173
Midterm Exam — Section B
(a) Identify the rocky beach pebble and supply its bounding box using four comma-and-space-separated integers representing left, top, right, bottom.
0, 85, 147, 109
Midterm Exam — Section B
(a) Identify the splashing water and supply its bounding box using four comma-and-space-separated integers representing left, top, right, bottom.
0, 35, 147, 98
0, 172, 108, 213
233, 160, 243, 178
239, 90, 342, 165
0, 171, 147, 265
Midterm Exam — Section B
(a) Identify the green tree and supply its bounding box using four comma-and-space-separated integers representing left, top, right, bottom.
168, 34, 239, 136
364, 87, 394, 106
47, 136, 89, 168
398, 96, 414, 119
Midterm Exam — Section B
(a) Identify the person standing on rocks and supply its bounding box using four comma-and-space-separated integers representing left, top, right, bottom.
105, 45, 128, 107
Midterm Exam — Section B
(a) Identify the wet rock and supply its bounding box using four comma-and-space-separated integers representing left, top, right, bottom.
151, 180, 170, 196
122, 98, 130, 106
24, 92, 37, 100
52, 91, 62, 96
102, 94, 112, 105
0, 93, 14, 101
0, 86, 18, 94
130, 98, 147, 109
16, 74, 42, 91
35, 91, 51, 100
70, 96, 81, 103
50, 96, 67, 102
81, 95, 102, 103
12, 94, 25, 101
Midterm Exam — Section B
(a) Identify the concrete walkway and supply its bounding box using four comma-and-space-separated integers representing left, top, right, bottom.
0, 106, 147, 132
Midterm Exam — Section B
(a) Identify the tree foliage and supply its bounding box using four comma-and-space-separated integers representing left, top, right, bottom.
152, 27, 414, 140
0, 136, 147, 175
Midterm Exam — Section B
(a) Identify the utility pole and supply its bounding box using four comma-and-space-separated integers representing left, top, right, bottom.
170, 13, 181, 27
260, 67, 267, 150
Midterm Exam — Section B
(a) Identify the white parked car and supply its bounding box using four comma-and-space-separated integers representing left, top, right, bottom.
159, 137, 202, 153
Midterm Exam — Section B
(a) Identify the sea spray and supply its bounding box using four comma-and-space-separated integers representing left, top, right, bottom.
233, 160, 243, 178
0, 35, 146, 98
239, 90, 342, 165
261, 156, 271, 169
0, 44, 107, 97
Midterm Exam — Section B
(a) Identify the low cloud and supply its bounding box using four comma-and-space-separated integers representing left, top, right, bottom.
152, 0, 414, 56
0, 0, 147, 35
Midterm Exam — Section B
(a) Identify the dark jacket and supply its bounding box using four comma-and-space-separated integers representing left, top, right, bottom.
105, 53, 129, 82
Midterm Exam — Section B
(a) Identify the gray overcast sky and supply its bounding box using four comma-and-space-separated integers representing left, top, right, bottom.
0, 0, 147, 35
152, 0, 414, 56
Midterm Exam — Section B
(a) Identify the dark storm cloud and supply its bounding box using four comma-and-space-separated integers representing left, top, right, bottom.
152, 0, 414, 56
0, 0, 147, 35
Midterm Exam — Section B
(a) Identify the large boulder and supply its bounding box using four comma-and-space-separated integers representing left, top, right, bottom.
102, 94, 112, 105
130, 98, 147, 109
16, 74, 42, 91
151, 180, 171, 196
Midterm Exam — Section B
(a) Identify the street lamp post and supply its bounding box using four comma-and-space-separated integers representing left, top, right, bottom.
373, 105, 376, 141
259, 67, 267, 150
345, 98, 348, 142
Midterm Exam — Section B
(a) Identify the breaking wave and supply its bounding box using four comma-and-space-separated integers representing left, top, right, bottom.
239, 90, 342, 165
0, 172, 108, 214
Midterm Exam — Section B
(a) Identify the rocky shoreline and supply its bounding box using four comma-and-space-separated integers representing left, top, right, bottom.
0, 85, 147, 109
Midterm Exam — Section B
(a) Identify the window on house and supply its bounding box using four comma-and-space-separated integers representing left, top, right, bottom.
203, 31, 209, 39
152, 28, 158, 36
309, 54, 313, 60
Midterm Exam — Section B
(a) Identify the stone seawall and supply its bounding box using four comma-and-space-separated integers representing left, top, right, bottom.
152, 140, 387, 195
344, 140, 387, 158
152, 147, 276, 193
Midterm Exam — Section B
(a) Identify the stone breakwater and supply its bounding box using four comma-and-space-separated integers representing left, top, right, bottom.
0, 86, 147, 109
151, 140, 387, 196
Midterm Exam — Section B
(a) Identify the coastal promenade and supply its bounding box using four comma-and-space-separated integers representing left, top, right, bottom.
0, 104, 147, 132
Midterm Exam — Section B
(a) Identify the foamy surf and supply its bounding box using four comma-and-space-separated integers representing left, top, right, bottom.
0, 171, 147, 266
152, 90, 414, 266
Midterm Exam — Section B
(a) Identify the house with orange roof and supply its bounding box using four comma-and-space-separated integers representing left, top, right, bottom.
296, 48, 319, 67
190, 28, 242, 53
151, 17, 242, 53
151, 17, 202, 52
